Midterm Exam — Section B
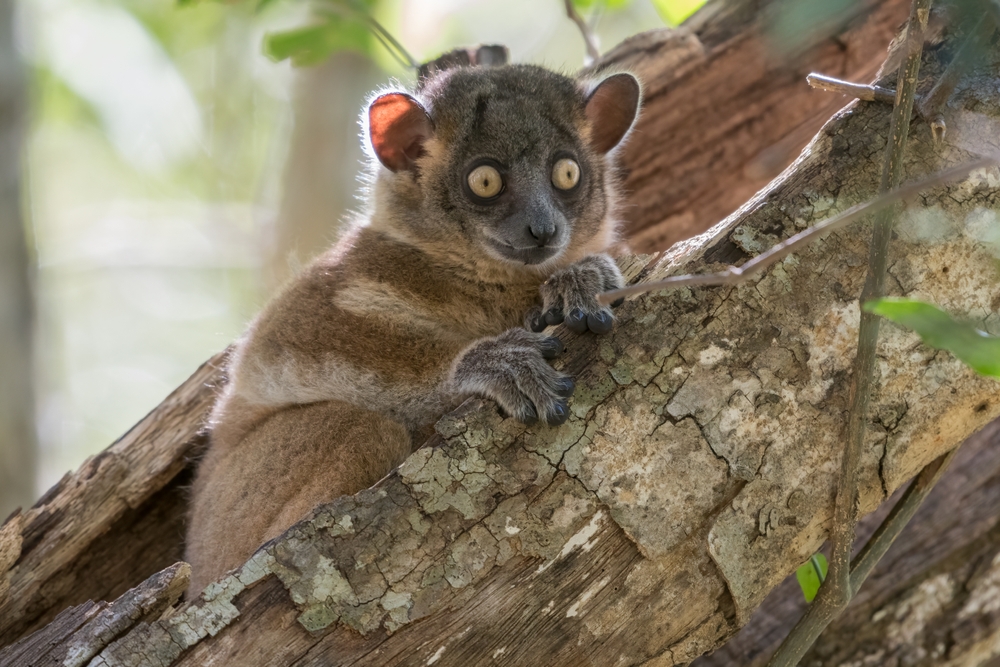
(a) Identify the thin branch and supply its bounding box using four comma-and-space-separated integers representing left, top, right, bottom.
595, 158, 991, 306
319, 0, 418, 70
563, 0, 601, 65
806, 73, 897, 105
363, 14, 418, 69
766, 1, 932, 664
831, 0, 929, 601
850, 448, 958, 589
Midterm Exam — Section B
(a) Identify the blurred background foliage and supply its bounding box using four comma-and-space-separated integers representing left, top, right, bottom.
5, 0, 701, 518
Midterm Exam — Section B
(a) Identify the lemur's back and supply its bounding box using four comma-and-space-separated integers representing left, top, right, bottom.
185, 63, 641, 596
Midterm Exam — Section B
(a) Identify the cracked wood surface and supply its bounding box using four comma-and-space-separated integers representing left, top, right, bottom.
696, 419, 1000, 667
604, 0, 911, 252
69, 30, 1000, 664
3, 4, 1000, 666
0, 0, 915, 651
0, 351, 225, 644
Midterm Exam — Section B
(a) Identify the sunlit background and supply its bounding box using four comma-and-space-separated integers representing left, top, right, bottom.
5, 0, 696, 517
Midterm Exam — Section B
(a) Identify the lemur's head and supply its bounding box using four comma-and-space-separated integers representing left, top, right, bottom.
366, 64, 640, 273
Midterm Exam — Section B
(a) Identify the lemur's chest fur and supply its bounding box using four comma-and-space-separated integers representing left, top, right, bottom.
225, 226, 542, 433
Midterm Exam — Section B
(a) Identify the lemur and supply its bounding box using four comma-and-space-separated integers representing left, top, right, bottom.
185, 60, 641, 595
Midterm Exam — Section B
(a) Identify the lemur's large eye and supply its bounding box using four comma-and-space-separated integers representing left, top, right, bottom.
467, 164, 504, 199
552, 158, 580, 190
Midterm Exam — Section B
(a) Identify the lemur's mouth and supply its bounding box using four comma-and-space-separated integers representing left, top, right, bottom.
485, 237, 565, 266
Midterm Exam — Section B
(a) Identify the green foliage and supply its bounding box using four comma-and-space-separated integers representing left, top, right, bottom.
264, 14, 372, 65
864, 298, 1000, 378
649, 0, 707, 26
795, 553, 828, 603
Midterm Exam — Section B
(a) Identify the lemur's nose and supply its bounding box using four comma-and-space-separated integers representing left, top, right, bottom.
529, 220, 556, 246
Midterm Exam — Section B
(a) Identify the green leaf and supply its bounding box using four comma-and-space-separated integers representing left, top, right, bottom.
649, 0, 708, 26
864, 298, 1000, 378
264, 15, 372, 66
795, 553, 828, 603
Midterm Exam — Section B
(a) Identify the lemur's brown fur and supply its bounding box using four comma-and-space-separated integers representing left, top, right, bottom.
186, 63, 641, 595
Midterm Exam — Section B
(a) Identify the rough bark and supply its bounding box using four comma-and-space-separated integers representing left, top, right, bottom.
694, 419, 1000, 667
3, 3, 1000, 666
0, 0, 36, 523
0, 352, 224, 642
607, 0, 912, 252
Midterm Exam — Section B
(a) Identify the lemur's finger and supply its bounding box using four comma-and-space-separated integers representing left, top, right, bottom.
587, 310, 614, 334
527, 309, 547, 333
546, 400, 570, 426
554, 376, 575, 397
543, 306, 564, 326
565, 308, 589, 334
538, 336, 564, 359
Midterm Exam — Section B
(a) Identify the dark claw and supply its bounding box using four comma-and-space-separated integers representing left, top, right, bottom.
529, 312, 547, 332
544, 307, 564, 326
610, 297, 625, 309
554, 376, 576, 397
566, 308, 588, 334
587, 310, 613, 335
539, 336, 564, 359
520, 401, 538, 425
546, 401, 570, 426
496, 405, 510, 419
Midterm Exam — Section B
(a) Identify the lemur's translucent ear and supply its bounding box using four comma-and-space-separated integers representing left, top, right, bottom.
584, 73, 641, 154
369, 93, 434, 172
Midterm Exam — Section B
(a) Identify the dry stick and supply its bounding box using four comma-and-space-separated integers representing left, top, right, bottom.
595, 159, 990, 306
319, 1, 418, 70
766, 1, 933, 664
806, 73, 897, 105
850, 448, 957, 589
563, 0, 601, 65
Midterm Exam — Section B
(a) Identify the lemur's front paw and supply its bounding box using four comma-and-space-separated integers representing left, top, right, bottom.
451, 329, 575, 426
527, 254, 625, 335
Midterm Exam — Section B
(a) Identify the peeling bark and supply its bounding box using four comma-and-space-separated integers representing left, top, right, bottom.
3, 4, 1000, 666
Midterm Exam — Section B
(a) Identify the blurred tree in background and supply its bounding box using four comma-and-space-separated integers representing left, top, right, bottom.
0, 0, 34, 517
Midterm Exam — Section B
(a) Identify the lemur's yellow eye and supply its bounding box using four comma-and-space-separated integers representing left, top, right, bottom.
552, 158, 580, 190
467, 165, 503, 199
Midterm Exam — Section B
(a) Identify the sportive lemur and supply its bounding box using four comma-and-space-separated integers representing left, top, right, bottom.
185, 59, 641, 595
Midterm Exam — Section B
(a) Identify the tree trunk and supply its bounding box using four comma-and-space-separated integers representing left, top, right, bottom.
265, 52, 381, 293
0, 0, 36, 522
4, 2, 1000, 665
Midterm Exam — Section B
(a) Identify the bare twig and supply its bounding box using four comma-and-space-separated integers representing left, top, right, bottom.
595, 158, 991, 306
830, 0, 929, 602
563, 0, 601, 65
850, 448, 958, 589
807, 73, 897, 104
363, 14, 418, 69
319, 0, 418, 70
765, 1, 933, 664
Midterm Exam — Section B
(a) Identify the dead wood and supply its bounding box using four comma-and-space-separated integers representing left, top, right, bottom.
3, 2, 1000, 666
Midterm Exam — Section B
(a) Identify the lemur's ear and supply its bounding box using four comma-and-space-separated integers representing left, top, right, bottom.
369, 93, 434, 172
584, 73, 641, 154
